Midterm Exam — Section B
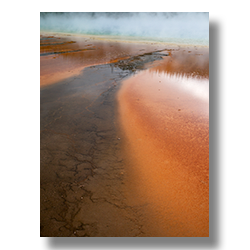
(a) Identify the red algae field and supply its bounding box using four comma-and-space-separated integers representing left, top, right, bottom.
118, 48, 209, 236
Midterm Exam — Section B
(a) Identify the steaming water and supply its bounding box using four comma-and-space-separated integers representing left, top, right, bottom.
40, 12, 209, 46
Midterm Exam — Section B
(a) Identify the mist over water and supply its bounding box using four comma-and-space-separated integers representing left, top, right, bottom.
40, 12, 209, 46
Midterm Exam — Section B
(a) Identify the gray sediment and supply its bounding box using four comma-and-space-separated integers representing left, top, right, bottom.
40, 51, 167, 237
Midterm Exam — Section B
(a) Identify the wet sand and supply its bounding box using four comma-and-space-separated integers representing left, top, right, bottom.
118, 48, 209, 236
40, 33, 209, 237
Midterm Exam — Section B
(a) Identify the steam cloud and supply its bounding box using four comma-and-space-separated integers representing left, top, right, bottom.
40, 12, 209, 45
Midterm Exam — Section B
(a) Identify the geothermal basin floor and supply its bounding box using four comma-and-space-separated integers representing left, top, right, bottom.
40, 34, 209, 237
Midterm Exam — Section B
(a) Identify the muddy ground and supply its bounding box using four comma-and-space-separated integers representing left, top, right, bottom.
40, 51, 168, 237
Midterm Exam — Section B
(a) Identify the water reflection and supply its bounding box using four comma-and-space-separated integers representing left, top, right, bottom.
149, 48, 209, 79
151, 70, 209, 103
146, 47, 209, 104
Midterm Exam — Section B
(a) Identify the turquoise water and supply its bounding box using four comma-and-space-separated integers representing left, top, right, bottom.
40, 12, 209, 46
